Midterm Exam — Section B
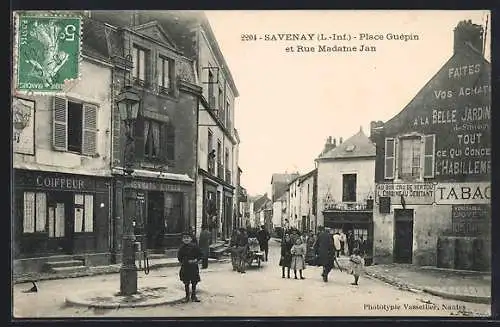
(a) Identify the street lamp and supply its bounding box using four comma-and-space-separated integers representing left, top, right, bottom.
117, 84, 140, 296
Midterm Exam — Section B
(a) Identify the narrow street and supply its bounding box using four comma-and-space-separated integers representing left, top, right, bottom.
13, 240, 490, 317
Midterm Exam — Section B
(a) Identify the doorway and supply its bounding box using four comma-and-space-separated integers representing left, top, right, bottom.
146, 191, 165, 250
46, 192, 74, 254
394, 209, 414, 264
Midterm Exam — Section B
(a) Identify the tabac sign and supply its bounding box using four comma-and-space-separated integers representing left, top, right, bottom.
376, 182, 435, 205
376, 182, 491, 205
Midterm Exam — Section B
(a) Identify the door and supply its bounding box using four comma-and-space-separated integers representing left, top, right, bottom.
146, 191, 165, 250
394, 209, 414, 264
47, 192, 74, 254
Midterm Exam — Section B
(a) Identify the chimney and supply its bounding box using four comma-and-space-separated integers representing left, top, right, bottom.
332, 138, 336, 147
454, 20, 484, 55
339, 137, 343, 144
370, 120, 384, 139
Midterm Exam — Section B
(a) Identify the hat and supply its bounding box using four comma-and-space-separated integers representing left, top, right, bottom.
182, 230, 193, 238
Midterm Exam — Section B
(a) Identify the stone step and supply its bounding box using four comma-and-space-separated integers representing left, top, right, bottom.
45, 260, 85, 269
50, 265, 87, 274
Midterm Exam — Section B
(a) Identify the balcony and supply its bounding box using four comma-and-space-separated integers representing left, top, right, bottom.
225, 169, 232, 184
217, 164, 224, 179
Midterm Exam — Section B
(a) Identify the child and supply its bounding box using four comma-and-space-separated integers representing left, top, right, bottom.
290, 237, 306, 279
177, 231, 203, 302
348, 248, 365, 285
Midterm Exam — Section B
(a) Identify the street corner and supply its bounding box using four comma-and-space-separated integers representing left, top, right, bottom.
65, 285, 186, 309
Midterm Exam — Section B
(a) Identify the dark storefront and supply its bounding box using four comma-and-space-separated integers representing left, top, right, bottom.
323, 210, 374, 264
114, 175, 193, 255
201, 174, 234, 243
14, 169, 112, 272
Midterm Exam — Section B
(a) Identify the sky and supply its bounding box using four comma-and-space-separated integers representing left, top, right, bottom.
205, 10, 491, 196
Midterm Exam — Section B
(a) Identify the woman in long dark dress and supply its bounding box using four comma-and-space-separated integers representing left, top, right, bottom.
178, 232, 203, 302
279, 233, 293, 278
305, 231, 317, 266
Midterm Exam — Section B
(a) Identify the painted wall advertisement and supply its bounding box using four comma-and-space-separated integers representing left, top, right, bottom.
376, 182, 490, 205
410, 57, 491, 181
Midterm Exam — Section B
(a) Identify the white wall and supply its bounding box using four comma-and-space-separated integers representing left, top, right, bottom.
316, 157, 375, 227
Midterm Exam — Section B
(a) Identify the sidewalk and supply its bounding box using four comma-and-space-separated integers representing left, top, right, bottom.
364, 264, 491, 304
13, 257, 230, 285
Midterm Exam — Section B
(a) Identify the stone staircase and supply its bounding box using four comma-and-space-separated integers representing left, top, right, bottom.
44, 257, 86, 274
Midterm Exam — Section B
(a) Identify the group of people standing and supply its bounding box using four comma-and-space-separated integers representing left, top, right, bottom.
279, 226, 365, 285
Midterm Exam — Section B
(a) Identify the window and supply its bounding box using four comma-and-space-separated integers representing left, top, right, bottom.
165, 193, 184, 233
307, 184, 310, 203
48, 203, 65, 238
384, 134, 436, 180
73, 194, 94, 233
225, 101, 231, 129
53, 97, 98, 156
23, 192, 46, 233
208, 70, 215, 109
225, 148, 229, 169
157, 56, 173, 92
207, 130, 214, 174
217, 140, 223, 178
384, 138, 395, 179
218, 87, 224, 119
143, 119, 175, 161
400, 137, 421, 179
132, 45, 147, 83
342, 174, 357, 202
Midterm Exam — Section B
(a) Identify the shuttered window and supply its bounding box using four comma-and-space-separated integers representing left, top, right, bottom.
384, 138, 396, 180
74, 193, 94, 233
166, 122, 175, 161
52, 97, 98, 156
82, 104, 98, 156
53, 97, 68, 151
423, 134, 436, 178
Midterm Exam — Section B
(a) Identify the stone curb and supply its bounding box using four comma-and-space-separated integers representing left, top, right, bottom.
65, 288, 185, 309
13, 259, 230, 285
364, 271, 491, 304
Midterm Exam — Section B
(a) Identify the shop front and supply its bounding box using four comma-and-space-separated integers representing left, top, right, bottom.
113, 172, 194, 256
13, 169, 112, 273
323, 210, 374, 264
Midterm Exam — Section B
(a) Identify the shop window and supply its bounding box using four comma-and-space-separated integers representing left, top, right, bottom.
73, 194, 94, 233
53, 97, 98, 156
164, 193, 184, 234
342, 174, 357, 202
23, 192, 46, 233
353, 228, 368, 241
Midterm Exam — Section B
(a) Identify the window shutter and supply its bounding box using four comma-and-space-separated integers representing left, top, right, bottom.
166, 122, 175, 161
423, 134, 436, 178
157, 56, 163, 88
384, 138, 395, 180
52, 96, 68, 151
82, 103, 98, 156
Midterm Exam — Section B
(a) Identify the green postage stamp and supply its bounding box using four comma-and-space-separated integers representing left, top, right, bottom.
15, 13, 82, 93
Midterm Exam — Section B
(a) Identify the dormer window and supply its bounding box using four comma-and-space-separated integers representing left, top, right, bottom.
345, 145, 356, 152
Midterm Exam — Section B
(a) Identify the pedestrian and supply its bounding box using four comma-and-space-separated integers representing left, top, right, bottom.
279, 233, 293, 278
347, 230, 354, 255
230, 229, 239, 271
177, 231, 202, 303
305, 231, 315, 265
198, 224, 211, 269
339, 230, 346, 256
236, 227, 249, 274
348, 248, 365, 285
314, 226, 335, 282
333, 232, 341, 258
290, 236, 306, 279
257, 225, 270, 262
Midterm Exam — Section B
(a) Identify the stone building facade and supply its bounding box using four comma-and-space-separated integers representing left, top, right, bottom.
372, 21, 491, 270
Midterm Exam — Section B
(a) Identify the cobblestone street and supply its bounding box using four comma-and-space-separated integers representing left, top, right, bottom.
13, 241, 490, 317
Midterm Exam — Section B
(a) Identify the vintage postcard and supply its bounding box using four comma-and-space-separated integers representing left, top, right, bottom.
11, 10, 491, 318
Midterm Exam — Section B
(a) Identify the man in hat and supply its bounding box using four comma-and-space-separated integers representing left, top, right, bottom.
236, 227, 249, 273
198, 224, 211, 269
257, 225, 270, 262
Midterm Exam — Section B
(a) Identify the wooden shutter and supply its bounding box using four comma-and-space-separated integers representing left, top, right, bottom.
166, 122, 175, 161
157, 56, 163, 88
82, 103, 98, 156
52, 96, 68, 151
423, 134, 436, 178
384, 138, 395, 180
